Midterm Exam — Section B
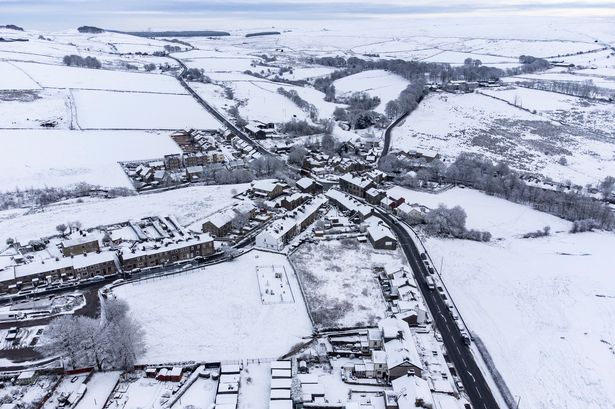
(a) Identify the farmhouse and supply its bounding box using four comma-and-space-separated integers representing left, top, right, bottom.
367, 224, 397, 250
120, 234, 214, 271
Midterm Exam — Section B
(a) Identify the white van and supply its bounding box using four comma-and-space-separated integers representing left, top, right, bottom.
426, 276, 435, 290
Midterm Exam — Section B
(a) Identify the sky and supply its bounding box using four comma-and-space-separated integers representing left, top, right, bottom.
1, 0, 615, 30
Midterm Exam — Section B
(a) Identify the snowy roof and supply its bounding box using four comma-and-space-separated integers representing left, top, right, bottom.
269, 400, 293, 409
392, 374, 433, 409
296, 177, 315, 189
204, 209, 236, 228
270, 378, 292, 389
270, 389, 291, 400
385, 338, 422, 371
325, 189, 372, 217
9, 251, 118, 280
271, 360, 292, 370
372, 350, 387, 364
252, 179, 283, 193
62, 233, 102, 248
121, 234, 213, 261
367, 224, 395, 243
340, 173, 373, 189
258, 195, 327, 242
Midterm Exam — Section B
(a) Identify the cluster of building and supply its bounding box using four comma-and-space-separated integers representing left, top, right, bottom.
121, 128, 265, 192
0, 216, 215, 293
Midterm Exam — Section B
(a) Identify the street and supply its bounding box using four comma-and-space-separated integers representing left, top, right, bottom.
377, 211, 500, 409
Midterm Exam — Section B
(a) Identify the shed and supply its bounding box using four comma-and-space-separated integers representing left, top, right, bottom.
270, 389, 291, 400
269, 400, 293, 409
271, 360, 292, 370
271, 369, 292, 378
270, 378, 292, 389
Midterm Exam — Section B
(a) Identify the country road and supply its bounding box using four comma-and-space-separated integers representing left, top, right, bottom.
168, 55, 272, 156
376, 211, 501, 409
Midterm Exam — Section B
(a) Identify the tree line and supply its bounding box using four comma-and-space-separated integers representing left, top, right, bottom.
515, 79, 615, 100
276, 87, 318, 119
384, 152, 615, 230
63, 54, 102, 69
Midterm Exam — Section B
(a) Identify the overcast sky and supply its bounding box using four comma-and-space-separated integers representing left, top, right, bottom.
2, 0, 614, 30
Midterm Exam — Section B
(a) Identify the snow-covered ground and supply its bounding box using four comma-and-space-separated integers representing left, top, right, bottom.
333, 70, 410, 114
0, 88, 70, 128
0, 183, 246, 244
390, 90, 615, 185
74, 371, 121, 409
114, 250, 312, 363
0, 129, 182, 190
291, 240, 398, 329
12, 61, 185, 94
406, 187, 615, 409
73, 89, 221, 130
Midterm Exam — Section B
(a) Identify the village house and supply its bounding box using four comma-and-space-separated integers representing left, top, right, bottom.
245, 120, 276, 139
365, 188, 386, 205
295, 177, 322, 195
325, 189, 373, 221
256, 196, 327, 251
339, 174, 375, 198
391, 374, 434, 409
1, 251, 120, 292
120, 234, 214, 271
60, 234, 101, 257
281, 193, 309, 211
163, 154, 182, 171
201, 202, 257, 237
367, 224, 398, 250
251, 180, 286, 199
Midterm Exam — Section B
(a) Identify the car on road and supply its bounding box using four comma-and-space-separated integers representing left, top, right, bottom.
420, 252, 427, 260
426, 276, 435, 290
456, 380, 464, 391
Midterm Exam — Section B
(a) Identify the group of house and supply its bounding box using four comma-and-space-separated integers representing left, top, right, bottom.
0, 216, 216, 293
255, 195, 328, 251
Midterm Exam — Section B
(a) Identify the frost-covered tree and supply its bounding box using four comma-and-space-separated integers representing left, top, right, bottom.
40, 299, 144, 370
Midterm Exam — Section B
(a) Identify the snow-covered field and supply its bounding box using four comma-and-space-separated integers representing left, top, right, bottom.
407, 187, 615, 409
12, 62, 185, 94
0, 89, 70, 128
333, 70, 409, 114
291, 240, 397, 329
0, 129, 181, 190
0, 183, 246, 244
391, 90, 615, 185
115, 250, 312, 363
73, 89, 221, 130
